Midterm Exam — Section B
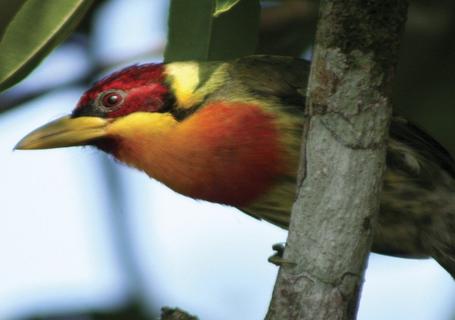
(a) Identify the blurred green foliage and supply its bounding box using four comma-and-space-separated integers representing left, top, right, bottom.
0, 0, 27, 41
164, 0, 260, 61
0, 0, 93, 92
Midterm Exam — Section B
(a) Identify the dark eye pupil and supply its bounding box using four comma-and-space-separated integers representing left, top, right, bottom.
107, 95, 118, 104
102, 93, 122, 108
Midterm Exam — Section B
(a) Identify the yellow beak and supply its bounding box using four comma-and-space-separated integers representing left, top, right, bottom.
15, 116, 109, 150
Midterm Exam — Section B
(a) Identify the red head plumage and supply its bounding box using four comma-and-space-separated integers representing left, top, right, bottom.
73, 63, 171, 118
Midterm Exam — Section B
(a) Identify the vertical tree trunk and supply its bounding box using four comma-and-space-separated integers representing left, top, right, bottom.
266, 1, 408, 319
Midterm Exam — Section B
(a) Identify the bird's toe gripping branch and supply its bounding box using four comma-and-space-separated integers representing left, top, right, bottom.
268, 242, 296, 267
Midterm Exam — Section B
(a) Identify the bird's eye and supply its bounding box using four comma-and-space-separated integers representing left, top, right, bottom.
98, 90, 125, 110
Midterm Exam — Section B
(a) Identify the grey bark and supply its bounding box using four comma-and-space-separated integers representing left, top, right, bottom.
266, 1, 408, 319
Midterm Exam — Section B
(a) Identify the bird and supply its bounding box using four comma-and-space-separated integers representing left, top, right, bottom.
15, 55, 455, 278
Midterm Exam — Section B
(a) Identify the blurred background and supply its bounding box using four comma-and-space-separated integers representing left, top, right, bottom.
1, 0, 455, 319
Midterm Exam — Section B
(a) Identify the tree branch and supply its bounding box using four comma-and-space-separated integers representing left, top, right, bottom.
266, 1, 408, 319
161, 307, 198, 320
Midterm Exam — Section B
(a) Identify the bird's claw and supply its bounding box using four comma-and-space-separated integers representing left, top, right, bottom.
268, 242, 296, 267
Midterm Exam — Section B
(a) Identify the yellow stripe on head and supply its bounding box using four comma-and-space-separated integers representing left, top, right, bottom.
165, 61, 228, 109
165, 62, 202, 108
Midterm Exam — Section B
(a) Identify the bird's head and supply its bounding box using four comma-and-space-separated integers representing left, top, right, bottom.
15, 63, 181, 152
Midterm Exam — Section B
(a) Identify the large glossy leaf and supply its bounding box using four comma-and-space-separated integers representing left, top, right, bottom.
165, 0, 260, 62
0, 0, 27, 41
0, 0, 93, 92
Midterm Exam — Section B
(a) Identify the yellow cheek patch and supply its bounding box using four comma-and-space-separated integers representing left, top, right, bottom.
105, 112, 178, 169
107, 112, 178, 138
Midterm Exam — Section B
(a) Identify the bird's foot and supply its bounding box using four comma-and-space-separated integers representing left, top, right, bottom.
268, 243, 296, 267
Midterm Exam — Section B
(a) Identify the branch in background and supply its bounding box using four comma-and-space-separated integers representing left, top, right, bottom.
266, 0, 408, 319
97, 155, 152, 318
161, 307, 198, 320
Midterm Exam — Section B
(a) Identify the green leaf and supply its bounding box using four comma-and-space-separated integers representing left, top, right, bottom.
0, 0, 27, 41
0, 0, 93, 92
213, 0, 241, 17
165, 0, 260, 62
